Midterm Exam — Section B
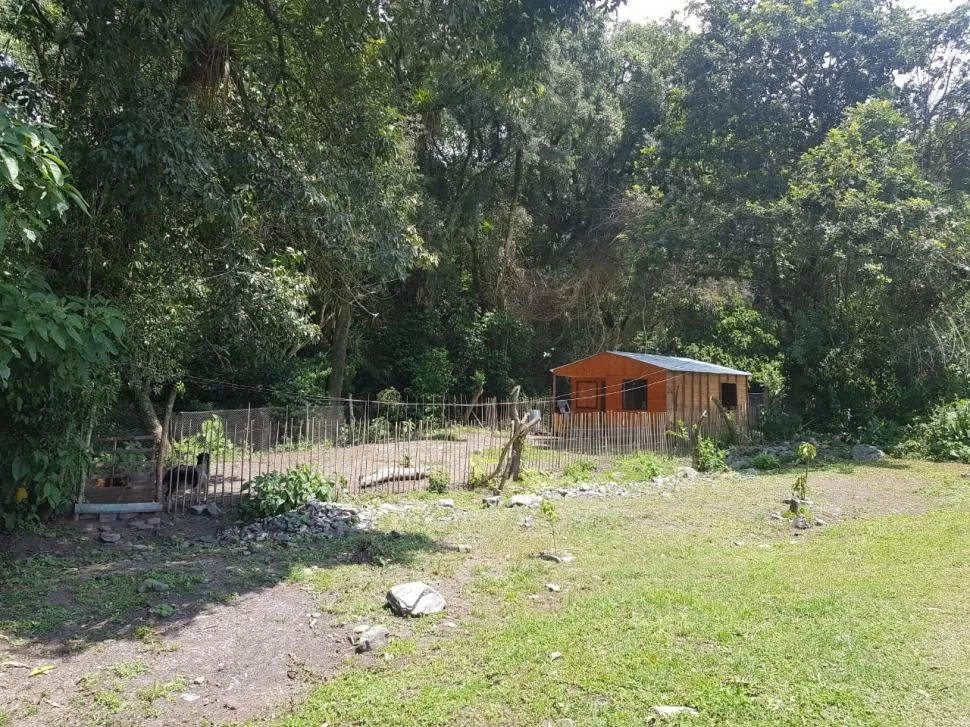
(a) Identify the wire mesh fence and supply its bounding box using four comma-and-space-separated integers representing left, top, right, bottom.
84, 397, 753, 513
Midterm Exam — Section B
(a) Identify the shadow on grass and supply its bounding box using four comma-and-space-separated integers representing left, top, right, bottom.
0, 521, 450, 655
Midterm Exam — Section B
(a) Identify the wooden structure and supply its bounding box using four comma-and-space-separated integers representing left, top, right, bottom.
551, 351, 750, 431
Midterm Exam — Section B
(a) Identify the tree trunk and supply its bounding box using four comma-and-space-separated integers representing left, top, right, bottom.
498, 145, 524, 311
328, 303, 353, 400
130, 384, 178, 501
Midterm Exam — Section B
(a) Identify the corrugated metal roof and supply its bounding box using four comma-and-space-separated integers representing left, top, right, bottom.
609, 351, 751, 376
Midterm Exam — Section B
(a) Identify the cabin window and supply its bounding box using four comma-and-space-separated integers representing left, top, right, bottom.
622, 379, 648, 410
720, 382, 738, 408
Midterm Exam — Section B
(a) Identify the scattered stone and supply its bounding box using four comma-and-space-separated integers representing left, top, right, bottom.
546, 583, 561, 592
189, 504, 207, 515
437, 499, 456, 509
651, 476, 669, 486
180, 693, 200, 703
519, 516, 536, 529
146, 516, 162, 526
100, 532, 121, 543
118, 513, 137, 521
961, 472, 970, 479
651, 705, 699, 719
732, 541, 742, 547
792, 515, 811, 530
353, 624, 371, 634
97, 525, 113, 532
204, 502, 220, 516
192, 676, 205, 685
129, 520, 154, 531
457, 544, 472, 553
507, 494, 543, 508
851, 444, 886, 462
740, 468, 759, 476
539, 552, 576, 564
98, 513, 117, 523
814, 518, 826, 526
354, 625, 390, 653
441, 621, 458, 629
769, 512, 784, 521
482, 495, 501, 508
676, 466, 699, 479
137, 578, 170, 594
223, 701, 239, 711
386, 582, 446, 617
549, 651, 562, 660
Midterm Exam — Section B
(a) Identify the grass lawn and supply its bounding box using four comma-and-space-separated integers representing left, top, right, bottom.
2, 458, 969, 726
270, 460, 970, 727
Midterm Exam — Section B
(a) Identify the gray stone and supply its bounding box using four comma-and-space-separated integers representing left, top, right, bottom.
676, 466, 699, 479
205, 502, 220, 516
651, 476, 669, 486
138, 578, 170, 593
189, 504, 208, 515
180, 693, 200, 703
98, 513, 117, 523
100, 532, 122, 543
482, 495, 501, 508
507, 494, 542, 508
539, 551, 576, 564
814, 518, 827, 526
386, 582, 446, 617
457, 544, 472, 553
146, 517, 162, 526
518, 516, 536, 529
355, 625, 390, 653
129, 520, 154, 531
118, 513, 137, 521
851, 444, 886, 462
546, 583, 561, 592
651, 705, 699, 719
436, 499, 456, 509
792, 515, 811, 530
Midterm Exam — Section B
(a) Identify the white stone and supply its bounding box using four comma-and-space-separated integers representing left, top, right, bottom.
651, 705, 699, 718
676, 466, 699, 479
355, 625, 389, 653
546, 583, 561, 592
436, 499, 456, 509
852, 444, 886, 462
386, 582, 446, 617
507, 494, 542, 508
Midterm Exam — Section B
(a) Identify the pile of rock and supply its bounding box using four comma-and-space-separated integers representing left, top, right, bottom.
219, 499, 378, 544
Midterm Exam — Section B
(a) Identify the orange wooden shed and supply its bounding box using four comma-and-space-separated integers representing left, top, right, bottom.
551, 351, 750, 421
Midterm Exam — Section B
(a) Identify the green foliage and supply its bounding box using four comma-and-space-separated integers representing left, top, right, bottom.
790, 442, 818, 516
407, 347, 455, 402
746, 453, 780, 471
427, 470, 450, 494
907, 399, 970, 463
239, 465, 338, 522
270, 358, 331, 409
693, 436, 727, 473
563, 459, 596, 482
615, 452, 666, 481
169, 416, 235, 462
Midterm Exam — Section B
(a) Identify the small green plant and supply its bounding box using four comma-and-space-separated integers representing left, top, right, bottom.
169, 415, 236, 462
427, 469, 450, 494
539, 499, 560, 555
693, 435, 727, 473
240, 464, 338, 521
746, 453, 780, 471
789, 442, 817, 518
149, 604, 174, 618
111, 661, 148, 679
615, 452, 666, 481
465, 463, 489, 489
563, 459, 596, 482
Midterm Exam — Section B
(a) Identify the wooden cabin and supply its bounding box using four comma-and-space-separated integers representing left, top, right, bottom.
551, 351, 750, 429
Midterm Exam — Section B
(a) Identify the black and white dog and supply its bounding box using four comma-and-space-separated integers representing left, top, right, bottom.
163, 452, 210, 498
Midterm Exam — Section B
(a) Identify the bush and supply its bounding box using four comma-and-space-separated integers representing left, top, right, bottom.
240, 465, 338, 521
693, 436, 727, 473
914, 399, 970, 462
616, 452, 666, 481
170, 416, 236, 462
563, 459, 596, 482
745, 453, 780, 471
427, 470, 450, 494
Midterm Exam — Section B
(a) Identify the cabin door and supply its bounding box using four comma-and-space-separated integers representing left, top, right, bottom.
574, 379, 603, 411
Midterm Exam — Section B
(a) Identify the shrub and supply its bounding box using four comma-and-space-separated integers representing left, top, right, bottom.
563, 459, 596, 482
427, 469, 450, 494
693, 436, 727, 473
240, 465, 337, 521
170, 416, 235, 462
745, 453, 780, 471
616, 452, 666, 481
915, 399, 970, 463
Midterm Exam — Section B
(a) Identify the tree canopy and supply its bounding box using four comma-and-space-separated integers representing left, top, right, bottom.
2, 0, 970, 522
